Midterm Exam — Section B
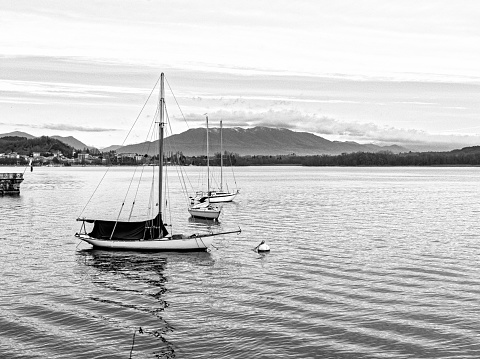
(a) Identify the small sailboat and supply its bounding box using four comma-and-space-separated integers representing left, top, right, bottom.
75, 73, 240, 251
188, 115, 221, 220
188, 198, 221, 220
190, 120, 239, 204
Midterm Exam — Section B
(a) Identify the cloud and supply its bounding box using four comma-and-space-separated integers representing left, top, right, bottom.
1, 122, 117, 132
41, 124, 118, 132
0, 79, 146, 100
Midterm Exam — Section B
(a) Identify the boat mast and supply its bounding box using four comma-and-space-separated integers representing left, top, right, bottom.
159, 73, 165, 230
206, 115, 210, 194
220, 120, 223, 191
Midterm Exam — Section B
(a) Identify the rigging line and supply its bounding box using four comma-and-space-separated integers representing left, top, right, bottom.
77, 168, 112, 218
114, 160, 142, 226
123, 165, 140, 219
22, 157, 32, 175
146, 111, 158, 218
170, 143, 190, 204
165, 107, 192, 202
143, 115, 159, 218
162, 98, 199, 193
77, 76, 160, 218
147, 173, 156, 217
226, 152, 239, 188
164, 160, 173, 233
162, 109, 175, 231
120, 76, 161, 147
190, 124, 208, 193
165, 75, 189, 129
133, 106, 157, 159
110, 202, 125, 240
128, 114, 158, 220
143, 114, 158, 218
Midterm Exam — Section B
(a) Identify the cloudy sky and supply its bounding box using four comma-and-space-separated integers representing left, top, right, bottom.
1, 0, 479, 150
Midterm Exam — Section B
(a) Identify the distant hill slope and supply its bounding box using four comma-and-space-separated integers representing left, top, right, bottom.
0, 136, 75, 156
451, 146, 480, 154
0, 131, 36, 139
101, 144, 123, 152
50, 135, 93, 150
0, 132, 93, 151
113, 126, 409, 156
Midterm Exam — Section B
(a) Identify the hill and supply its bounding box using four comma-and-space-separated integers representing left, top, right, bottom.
101, 145, 123, 152
0, 132, 94, 151
0, 131, 36, 139
50, 135, 93, 150
450, 146, 480, 154
0, 136, 75, 156
112, 126, 409, 156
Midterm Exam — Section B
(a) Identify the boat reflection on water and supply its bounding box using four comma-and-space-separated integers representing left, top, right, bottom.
76, 249, 214, 301
75, 249, 213, 358
76, 249, 171, 320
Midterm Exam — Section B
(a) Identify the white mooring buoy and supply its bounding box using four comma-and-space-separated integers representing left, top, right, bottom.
256, 240, 270, 252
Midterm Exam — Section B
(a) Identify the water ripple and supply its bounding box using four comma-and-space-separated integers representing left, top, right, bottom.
2, 167, 480, 358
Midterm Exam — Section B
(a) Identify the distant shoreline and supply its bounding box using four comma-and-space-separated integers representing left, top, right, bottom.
2, 163, 480, 169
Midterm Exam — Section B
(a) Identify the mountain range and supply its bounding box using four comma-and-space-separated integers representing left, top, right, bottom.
0, 127, 408, 156
110, 127, 408, 156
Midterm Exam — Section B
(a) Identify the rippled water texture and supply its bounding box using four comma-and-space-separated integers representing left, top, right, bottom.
1, 166, 480, 358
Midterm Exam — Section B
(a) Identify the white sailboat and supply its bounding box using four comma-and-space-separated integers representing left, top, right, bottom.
190, 120, 239, 204
75, 73, 240, 251
188, 115, 222, 220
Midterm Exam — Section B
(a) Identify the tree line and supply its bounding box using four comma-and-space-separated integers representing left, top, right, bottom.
190, 148, 480, 167
0, 136, 75, 157
3, 134, 480, 167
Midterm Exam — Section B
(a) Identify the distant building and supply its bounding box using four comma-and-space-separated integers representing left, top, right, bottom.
7, 152, 19, 159
77, 153, 91, 163
117, 153, 145, 164
117, 153, 136, 159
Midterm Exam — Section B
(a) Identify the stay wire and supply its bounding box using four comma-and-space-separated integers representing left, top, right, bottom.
120, 76, 161, 147
229, 154, 239, 189
164, 75, 198, 194
22, 158, 32, 175
113, 106, 158, 224
128, 112, 158, 220
165, 106, 192, 205
165, 76, 189, 129
77, 75, 161, 219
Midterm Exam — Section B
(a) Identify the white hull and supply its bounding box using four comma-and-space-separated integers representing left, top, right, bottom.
188, 207, 221, 220
77, 234, 213, 251
190, 191, 238, 204
208, 191, 238, 203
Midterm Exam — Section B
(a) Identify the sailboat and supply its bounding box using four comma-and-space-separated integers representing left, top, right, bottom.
75, 73, 240, 251
190, 120, 239, 204
188, 115, 221, 220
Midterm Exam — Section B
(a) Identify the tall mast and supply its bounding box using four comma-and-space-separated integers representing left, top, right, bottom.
206, 115, 210, 194
220, 120, 223, 191
159, 73, 165, 226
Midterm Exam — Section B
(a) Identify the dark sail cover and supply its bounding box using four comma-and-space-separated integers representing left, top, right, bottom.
88, 214, 168, 240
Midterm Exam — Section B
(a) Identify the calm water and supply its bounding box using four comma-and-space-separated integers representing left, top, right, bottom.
1, 166, 480, 358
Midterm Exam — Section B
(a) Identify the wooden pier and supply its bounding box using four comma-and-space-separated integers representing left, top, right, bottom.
0, 173, 24, 195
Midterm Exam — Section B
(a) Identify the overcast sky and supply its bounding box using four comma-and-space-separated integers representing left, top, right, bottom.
1, 0, 479, 150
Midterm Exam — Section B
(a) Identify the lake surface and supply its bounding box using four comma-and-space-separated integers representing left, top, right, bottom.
1, 166, 480, 358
